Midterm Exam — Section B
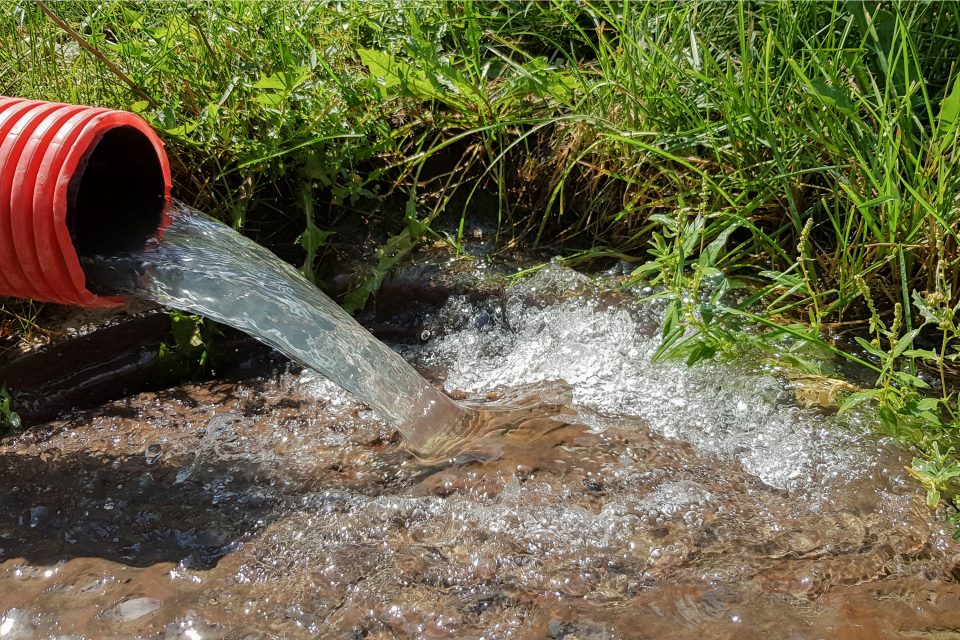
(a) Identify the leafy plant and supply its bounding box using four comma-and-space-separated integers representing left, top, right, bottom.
909, 446, 960, 510
158, 312, 215, 376
0, 387, 22, 436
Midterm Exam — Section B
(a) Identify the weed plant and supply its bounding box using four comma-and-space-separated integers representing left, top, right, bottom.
0, 387, 21, 436
4, 1, 960, 508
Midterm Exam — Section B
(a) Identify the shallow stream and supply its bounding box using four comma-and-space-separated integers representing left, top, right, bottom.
2, 265, 960, 639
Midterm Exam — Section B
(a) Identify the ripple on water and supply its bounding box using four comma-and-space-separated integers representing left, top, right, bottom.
107, 597, 161, 622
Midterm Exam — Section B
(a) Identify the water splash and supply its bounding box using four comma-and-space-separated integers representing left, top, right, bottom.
410, 263, 883, 492
82, 201, 464, 453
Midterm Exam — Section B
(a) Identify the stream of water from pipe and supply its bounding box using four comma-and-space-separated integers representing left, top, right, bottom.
82, 201, 466, 455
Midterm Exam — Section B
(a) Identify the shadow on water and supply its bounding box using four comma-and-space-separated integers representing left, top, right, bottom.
0, 446, 281, 569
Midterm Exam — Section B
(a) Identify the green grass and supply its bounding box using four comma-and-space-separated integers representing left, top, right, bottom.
5, 1, 960, 508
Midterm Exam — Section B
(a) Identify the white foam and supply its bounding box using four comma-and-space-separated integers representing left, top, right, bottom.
411, 265, 873, 492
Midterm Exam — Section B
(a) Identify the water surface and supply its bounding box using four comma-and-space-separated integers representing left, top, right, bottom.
0, 265, 957, 638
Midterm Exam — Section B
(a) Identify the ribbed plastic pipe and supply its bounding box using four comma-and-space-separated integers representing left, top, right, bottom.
0, 96, 171, 307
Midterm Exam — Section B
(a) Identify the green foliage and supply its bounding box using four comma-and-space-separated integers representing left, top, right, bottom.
635, 208, 747, 367
158, 311, 214, 376
3, 0, 385, 271
9, 0, 958, 315
0, 301, 43, 350
909, 447, 960, 511
5, 1, 960, 297
343, 189, 438, 313
0, 387, 21, 436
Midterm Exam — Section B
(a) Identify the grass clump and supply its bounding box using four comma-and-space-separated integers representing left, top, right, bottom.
5, 2, 960, 505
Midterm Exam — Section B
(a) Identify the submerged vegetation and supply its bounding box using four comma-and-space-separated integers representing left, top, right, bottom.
4, 2, 960, 503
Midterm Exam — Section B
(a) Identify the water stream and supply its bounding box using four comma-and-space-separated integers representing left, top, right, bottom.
82, 201, 465, 454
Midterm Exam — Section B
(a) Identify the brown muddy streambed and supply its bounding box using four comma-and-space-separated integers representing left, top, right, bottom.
2, 264, 960, 639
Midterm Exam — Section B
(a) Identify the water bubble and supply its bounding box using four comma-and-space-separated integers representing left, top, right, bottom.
0, 610, 35, 639
145, 443, 163, 464
109, 597, 161, 622
0, 255, 950, 638
411, 265, 874, 494
28, 506, 47, 528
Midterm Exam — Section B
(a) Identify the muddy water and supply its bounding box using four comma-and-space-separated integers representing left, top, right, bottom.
2, 266, 960, 639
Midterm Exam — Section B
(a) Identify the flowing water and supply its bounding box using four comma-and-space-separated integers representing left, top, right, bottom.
82, 201, 464, 454
2, 224, 960, 638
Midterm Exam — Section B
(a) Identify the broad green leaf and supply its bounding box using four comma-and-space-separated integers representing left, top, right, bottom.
661, 298, 681, 339
343, 229, 418, 314
854, 336, 885, 358
631, 261, 662, 278
544, 70, 580, 99
809, 78, 855, 116
759, 270, 802, 286
121, 7, 144, 30
941, 464, 960, 482
297, 225, 334, 282
936, 74, 960, 143
912, 458, 938, 480
699, 222, 740, 268
253, 75, 287, 91
912, 289, 947, 326
686, 341, 717, 366
406, 216, 430, 241
358, 48, 443, 102
891, 370, 930, 390
891, 328, 921, 359
916, 398, 942, 412
302, 153, 330, 183
649, 213, 679, 230
157, 107, 177, 129
681, 216, 705, 255
900, 398, 941, 424
878, 405, 899, 434
901, 349, 937, 360
160, 119, 200, 137
297, 227, 334, 255
254, 93, 284, 108
699, 303, 715, 326
170, 313, 203, 350
652, 327, 685, 363
837, 388, 881, 414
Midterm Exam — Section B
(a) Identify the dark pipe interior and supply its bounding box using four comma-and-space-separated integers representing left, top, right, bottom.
69, 125, 166, 257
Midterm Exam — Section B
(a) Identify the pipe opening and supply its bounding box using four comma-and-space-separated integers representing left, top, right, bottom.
69, 125, 166, 257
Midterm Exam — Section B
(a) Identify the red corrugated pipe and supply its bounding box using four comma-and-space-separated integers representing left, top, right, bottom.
0, 97, 171, 308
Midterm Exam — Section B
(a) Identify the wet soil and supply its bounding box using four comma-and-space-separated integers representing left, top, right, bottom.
1, 368, 959, 639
